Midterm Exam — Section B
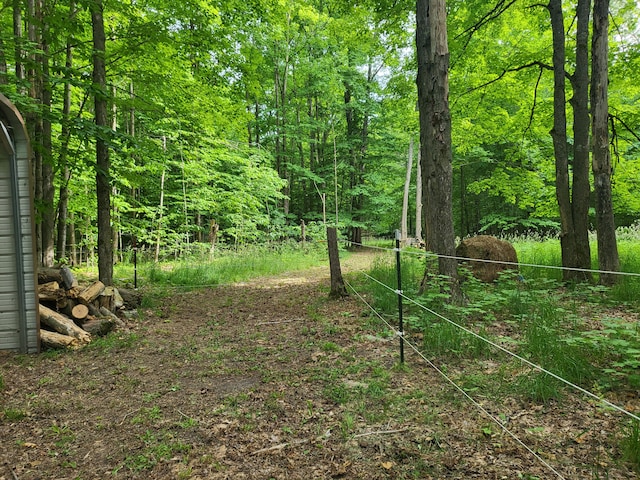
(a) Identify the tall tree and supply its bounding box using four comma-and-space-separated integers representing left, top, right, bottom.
40, 0, 55, 268
591, 0, 619, 284
548, 0, 592, 282
569, 0, 592, 282
55, 0, 76, 261
416, 0, 459, 293
90, 0, 112, 285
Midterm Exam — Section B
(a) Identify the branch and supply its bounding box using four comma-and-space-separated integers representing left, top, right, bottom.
454, 0, 518, 53
523, 67, 545, 138
610, 114, 640, 143
459, 61, 552, 99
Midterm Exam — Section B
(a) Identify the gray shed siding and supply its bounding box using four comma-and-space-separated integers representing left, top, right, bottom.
0, 94, 39, 353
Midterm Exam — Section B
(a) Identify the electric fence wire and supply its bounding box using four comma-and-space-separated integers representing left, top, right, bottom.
360, 270, 640, 424
348, 240, 640, 278
344, 277, 567, 480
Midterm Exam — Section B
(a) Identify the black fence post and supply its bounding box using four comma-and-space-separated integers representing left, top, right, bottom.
133, 236, 138, 290
395, 230, 405, 364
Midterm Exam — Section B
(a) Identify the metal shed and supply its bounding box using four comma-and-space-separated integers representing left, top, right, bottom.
0, 93, 39, 353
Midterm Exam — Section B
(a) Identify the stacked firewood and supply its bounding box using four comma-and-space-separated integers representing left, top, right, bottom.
37, 266, 141, 350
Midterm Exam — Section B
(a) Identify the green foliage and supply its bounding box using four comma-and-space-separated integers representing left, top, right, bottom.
359, 238, 640, 411
1, 0, 639, 261
124, 430, 191, 472
143, 243, 326, 287
2, 408, 27, 421
622, 421, 640, 473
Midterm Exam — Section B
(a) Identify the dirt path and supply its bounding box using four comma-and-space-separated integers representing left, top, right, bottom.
0, 251, 635, 479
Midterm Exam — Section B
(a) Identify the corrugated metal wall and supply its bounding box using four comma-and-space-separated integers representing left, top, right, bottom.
0, 95, 39, 353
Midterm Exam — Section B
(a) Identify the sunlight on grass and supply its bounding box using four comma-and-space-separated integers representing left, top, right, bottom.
109, 243, 328, 287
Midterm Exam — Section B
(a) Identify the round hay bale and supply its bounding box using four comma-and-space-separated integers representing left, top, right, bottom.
456, 235, 518, 282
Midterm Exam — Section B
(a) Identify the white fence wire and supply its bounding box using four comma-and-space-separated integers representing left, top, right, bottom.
343, 240, 640, 478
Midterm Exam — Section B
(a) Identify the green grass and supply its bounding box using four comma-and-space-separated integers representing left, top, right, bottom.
2, 408, 28, 421
622, 421, 640, 473
124, 430, 191, 472
140, 244, 326, 287
360, 236, 639, 397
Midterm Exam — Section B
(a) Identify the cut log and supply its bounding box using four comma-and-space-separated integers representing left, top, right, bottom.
119, 288, 142, 308
82, 318, 115, 336
39, 304, 92, 344
60, 266, 79, 290
66, 286, 83, 299
99, 286, 115, 312
38, 267, 63, 285
40, 330, 81, 349
113, 288, 124, 309
71, 304, 90, 321
99, 307, 127, 330
77, 281, 105, 305
38, 281, 61, 302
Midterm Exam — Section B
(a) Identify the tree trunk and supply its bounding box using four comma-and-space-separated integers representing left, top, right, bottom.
26, 0, 44, 265
415, 147, 423, 242
591, 0, 619, 285
548, 0, 578, 281
56, 21, 74, 261
416, 0, 459, 297
0, 36, 8, 84
13, 0, 26, 92
570, 0, 592, 281
40, 0, 55, 268
91, 0, 112, 285
327, 227, 348, 299
401, 139, 414, 244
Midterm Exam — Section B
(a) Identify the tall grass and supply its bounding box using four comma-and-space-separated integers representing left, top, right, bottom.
114, 243, 327, 288
513, 237, 640, 304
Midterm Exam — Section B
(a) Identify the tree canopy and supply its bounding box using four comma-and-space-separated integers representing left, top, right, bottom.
0, 0, 638, 270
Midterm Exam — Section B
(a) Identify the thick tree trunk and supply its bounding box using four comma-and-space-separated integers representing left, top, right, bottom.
91, 0, 113, 285
591, 0, 619, 285
570, 0, 592, 281
548, 0, 578, 281
40, 0, 55, 268
13, 0, 25, 92
26, 0, 44, 264
56, 27, 74, 261
416, 0, 459, 297
327, 227, 348, 299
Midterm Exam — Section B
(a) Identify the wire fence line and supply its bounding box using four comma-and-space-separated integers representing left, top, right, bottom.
342, 241, 640, 479
348, 240, 640, 279
344, 277, 567, 480
359, 270, 640, 423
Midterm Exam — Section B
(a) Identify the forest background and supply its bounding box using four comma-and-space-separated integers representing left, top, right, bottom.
1, 0, 639, 282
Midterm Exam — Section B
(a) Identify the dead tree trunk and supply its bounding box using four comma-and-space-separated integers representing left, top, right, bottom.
327, 227, 348, 299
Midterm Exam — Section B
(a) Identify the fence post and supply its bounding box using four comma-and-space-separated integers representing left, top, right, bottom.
395, 230, 405, 364
133, 236, 138, 289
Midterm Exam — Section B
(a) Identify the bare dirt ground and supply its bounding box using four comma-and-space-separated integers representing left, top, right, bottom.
0, 251, 637, 479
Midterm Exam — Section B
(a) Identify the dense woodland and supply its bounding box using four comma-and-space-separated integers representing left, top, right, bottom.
0, 0, 639, 284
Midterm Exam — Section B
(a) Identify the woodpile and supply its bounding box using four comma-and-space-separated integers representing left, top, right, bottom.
37, 266, 141, 350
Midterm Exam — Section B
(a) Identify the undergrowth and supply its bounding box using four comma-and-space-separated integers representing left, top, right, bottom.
358, 238, 640, 471
121, 243, 327, 288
